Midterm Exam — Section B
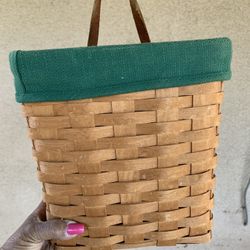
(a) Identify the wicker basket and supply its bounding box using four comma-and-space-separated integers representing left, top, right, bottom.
9, 1, 232, 249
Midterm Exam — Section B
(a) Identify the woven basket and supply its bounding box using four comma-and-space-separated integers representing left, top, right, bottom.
9, 1, 232, 249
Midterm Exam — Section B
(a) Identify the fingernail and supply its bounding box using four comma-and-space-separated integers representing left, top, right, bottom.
66, 223, 85, 235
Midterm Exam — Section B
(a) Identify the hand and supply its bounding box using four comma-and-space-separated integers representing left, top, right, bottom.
0, 201, 85, 250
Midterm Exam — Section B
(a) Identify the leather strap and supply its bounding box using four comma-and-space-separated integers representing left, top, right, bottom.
129, 0, 151, 43
87, 0, 151, 46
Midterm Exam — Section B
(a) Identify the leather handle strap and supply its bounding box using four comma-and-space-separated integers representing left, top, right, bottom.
87, 0, 151, 46
129, 0, 151, 43
87, 0, 101, 46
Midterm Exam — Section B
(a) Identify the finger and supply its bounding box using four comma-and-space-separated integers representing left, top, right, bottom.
31, 220, 85, 241
34, 201, 47, 221
41, 241, 54, 250
26, 201, 47, 222
36, 201, 47, 221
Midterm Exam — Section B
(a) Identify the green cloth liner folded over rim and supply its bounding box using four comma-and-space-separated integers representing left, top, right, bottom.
9, 37, 232, 103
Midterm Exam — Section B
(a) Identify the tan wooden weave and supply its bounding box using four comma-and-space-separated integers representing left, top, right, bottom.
21, 81, 223, 249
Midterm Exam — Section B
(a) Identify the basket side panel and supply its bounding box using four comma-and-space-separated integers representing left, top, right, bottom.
21, 81, 224, 249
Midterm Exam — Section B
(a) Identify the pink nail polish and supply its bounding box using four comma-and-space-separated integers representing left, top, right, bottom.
66, 223, 85, 235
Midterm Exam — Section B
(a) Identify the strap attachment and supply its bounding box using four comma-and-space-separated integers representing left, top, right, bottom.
87, 0, 151, 46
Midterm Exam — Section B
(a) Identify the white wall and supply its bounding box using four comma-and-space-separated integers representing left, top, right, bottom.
0, 0, 249, 249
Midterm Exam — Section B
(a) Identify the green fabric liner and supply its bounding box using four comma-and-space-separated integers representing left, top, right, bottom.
9, 37, 232, 103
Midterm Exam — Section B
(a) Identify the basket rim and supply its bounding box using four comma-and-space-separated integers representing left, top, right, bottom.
9, 37, 232, 104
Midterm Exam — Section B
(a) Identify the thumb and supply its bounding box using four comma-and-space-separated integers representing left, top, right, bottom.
29, 220, 85, 242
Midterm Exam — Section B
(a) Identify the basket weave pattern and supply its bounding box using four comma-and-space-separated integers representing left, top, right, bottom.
21, 81, 223, 249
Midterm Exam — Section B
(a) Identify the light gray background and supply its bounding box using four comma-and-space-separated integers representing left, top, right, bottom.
0, 0, 250, 249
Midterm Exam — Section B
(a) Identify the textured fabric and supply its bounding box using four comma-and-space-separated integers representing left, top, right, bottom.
9, 37, 232, 103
